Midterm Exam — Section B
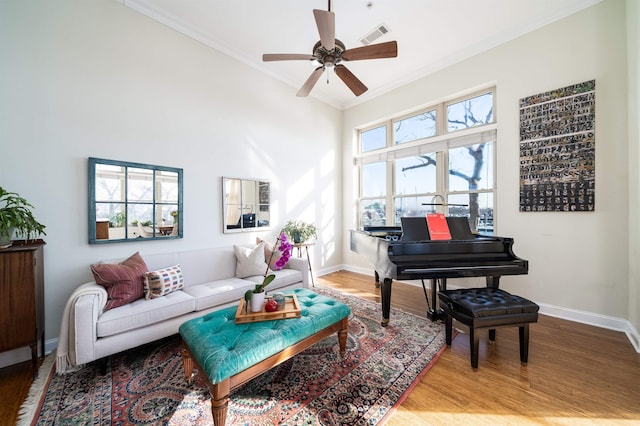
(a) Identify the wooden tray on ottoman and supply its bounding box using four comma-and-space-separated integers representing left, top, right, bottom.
235, 294, 301, 324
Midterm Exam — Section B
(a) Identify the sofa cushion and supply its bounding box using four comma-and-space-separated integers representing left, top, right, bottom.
144, 264, 184, 299
91, 252, 148, 310
96, 290, 195, 338
183, 278, 257, 311
243, 268, 303, 292
234, 243, 266, 278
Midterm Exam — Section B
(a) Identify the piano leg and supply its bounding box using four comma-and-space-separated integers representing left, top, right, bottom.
486, 276, 500, 288
426, 278, 447, 322
380, 278, 392, 327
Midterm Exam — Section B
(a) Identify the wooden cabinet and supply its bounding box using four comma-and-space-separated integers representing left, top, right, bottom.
0, 240, 45, 377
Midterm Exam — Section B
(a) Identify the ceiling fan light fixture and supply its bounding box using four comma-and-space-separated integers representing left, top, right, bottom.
262, 6, 397, 97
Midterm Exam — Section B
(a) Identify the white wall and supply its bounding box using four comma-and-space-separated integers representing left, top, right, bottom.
0, 0, 342, 362
627, 0, 640, 349
343, 0, 637, 342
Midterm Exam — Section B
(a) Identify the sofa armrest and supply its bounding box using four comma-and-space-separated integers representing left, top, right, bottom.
68, 282, 107, 366
285, 256, 310, 288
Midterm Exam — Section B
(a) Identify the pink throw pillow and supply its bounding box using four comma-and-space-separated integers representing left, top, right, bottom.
91, 252, 149, 310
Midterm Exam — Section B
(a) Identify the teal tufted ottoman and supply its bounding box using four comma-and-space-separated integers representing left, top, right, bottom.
179, 288, 351, 426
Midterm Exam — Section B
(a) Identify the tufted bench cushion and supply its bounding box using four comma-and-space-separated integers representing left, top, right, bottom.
438, 287, 539, 369
439, 287, 539, 320
179, 288, 350, 384
179, 287, 350, 426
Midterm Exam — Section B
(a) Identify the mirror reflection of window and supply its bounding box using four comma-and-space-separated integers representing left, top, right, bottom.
89, 158, 183, 243
225, 178, 242, 229
223, 177, 270, 233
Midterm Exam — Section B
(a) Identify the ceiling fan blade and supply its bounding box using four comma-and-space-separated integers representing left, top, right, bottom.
263, 53, 315, 62
335, 65, 367, 96
297, 67, 324, 97
342, 41, 398, 61
313, 9, 335, 51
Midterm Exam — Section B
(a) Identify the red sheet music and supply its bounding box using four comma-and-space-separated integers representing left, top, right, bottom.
426, 213, 451, 240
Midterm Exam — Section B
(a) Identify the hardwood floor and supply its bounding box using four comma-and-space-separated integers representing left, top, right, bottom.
2, 270, 639, 425
317, 271, 640, 425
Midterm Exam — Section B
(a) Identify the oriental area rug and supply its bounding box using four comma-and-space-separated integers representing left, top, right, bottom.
19, 286, 445, 426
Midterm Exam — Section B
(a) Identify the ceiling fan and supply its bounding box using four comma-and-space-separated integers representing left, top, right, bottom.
262, 1, 398, 97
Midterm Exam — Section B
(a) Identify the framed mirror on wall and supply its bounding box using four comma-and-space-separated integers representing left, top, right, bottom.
223, 177, 270, 233
88, 157, 183, 243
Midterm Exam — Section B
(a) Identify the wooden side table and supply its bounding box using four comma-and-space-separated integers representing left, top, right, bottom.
293, 242, 315, 287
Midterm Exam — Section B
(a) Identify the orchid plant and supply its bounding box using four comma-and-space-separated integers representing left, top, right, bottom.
253, 232, 292, 294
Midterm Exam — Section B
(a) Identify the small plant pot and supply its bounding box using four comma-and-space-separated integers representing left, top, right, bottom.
250, 291, 266, 312
0, 227, 14, 249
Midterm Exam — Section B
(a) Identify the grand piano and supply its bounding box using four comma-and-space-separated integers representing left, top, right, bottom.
350, 216, 528, 326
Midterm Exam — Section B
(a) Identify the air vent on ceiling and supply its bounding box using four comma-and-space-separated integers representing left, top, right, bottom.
359, 23, 390, 46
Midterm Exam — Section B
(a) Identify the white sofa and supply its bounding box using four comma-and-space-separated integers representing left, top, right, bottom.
58, 245, 309, 372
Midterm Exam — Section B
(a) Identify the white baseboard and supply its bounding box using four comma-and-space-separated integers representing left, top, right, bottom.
337, 265, 640, 353
538, 303, 640, 352
0, 338, 58, 369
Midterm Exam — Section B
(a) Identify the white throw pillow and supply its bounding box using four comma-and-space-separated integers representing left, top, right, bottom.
234, 243, 266, 278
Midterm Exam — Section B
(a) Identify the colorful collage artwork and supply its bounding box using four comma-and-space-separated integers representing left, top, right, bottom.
519, 80, 595, 212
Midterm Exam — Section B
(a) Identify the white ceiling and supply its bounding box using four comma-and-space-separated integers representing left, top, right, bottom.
123, 0, 602, 109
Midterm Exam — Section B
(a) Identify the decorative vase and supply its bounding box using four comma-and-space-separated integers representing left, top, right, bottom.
292, 231, 303, 244
250, 291, 266, 312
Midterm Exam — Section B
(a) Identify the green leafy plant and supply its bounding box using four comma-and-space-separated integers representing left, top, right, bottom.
282, 220, 317, 244
0, 186, 46, 244
110, 211, 126, 227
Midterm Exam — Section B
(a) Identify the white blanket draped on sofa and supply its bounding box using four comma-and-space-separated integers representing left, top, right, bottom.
55, 283, 107, 374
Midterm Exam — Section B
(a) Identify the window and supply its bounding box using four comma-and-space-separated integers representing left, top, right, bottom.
394, 110, 436, 145
360, 162, 387, 227
356, 88, 496, 234
361, 125, 387, 153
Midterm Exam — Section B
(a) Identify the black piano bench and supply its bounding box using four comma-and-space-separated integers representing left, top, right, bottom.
438, 287, 539, 369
